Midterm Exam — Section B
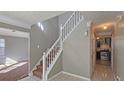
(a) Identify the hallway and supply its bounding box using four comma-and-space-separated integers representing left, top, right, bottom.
92, 62, 114, 81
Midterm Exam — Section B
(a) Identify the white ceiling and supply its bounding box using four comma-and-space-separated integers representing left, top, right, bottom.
0, 11, 66, 29
81, 11, 124, 26
1, 11, 124, 38
0, 27, 29, 38
0, 11, 124, 30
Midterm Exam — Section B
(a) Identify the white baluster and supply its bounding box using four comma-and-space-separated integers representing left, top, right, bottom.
67, 22, 69, 35
60, 24, 63, 41
68, 21, 70, 33
65, 24, 67, 37
73, 12, 75, 26
48, 54, 50, 67
63, 26, 65, 40
52, 48, 54, 61
75, 12, 77, 25
72, 15, 74, 28
43, 52, 47, 80
78, 11, 80, 22
70, 17, 72, 31
75, 12, 77, 26
64, 25, 66, 38
60, 24, 63, 48
73, 15, 75, 27
79, 11, 82, 20
77, 12, 79, 23
53, 47, 55, 58
50, 52, 52, 64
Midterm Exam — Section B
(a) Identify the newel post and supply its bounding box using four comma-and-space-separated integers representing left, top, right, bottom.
43, 52, 47, 81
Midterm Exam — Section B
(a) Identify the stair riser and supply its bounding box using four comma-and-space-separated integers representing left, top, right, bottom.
33, 70, 42, 79
37, 66, 43, 70
33, 64, 43, 79
33, 74, 42, 78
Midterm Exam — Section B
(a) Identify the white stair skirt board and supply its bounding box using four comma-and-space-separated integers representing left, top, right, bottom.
48, 71, 90, 81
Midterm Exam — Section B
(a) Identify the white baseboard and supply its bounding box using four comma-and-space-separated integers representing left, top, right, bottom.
62, 71, 90, 81
48, 71, 62, 81
48, 71, 90, 81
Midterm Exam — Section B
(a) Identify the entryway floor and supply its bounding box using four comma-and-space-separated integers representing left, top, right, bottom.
20, 75, 41, 81
49, 72, 85, 81
91, 63, 114, 81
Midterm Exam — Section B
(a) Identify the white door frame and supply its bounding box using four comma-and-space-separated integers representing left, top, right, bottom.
28, 32, 30, 75
111, 24, 116, 73
90, 24, 115, 79
0, 28, 30, 75
90, 22, 96, 79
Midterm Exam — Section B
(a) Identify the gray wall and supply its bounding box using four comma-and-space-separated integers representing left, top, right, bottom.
48, 11, 91, 79
30, 16, 59, 70
58, 11, 73, 26
115, 24, 124, 80
48, 12, 75, 79
62, 20, 90, 79
0, 35, 28, 62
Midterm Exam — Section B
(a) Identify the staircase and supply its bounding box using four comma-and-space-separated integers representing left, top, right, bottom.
32, 11, 83, 80
33, 62, 43, 79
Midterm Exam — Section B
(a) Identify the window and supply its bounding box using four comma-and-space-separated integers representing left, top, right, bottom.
0, 39, 5, 48
0, 39, 5, 62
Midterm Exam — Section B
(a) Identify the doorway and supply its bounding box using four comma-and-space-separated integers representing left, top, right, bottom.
0, 28, 30, 80
91, 24, 115, 81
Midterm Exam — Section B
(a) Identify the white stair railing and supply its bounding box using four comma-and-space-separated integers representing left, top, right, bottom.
42, 33, 63, 80
62, 11, 83, 42
41, 11, 83, 80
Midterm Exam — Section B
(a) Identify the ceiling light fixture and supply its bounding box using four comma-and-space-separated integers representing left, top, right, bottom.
96, 37, 100, 40
103, 25, 107, 30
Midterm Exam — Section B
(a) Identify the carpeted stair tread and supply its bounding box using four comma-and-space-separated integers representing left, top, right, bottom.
33, 69, 42, 79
